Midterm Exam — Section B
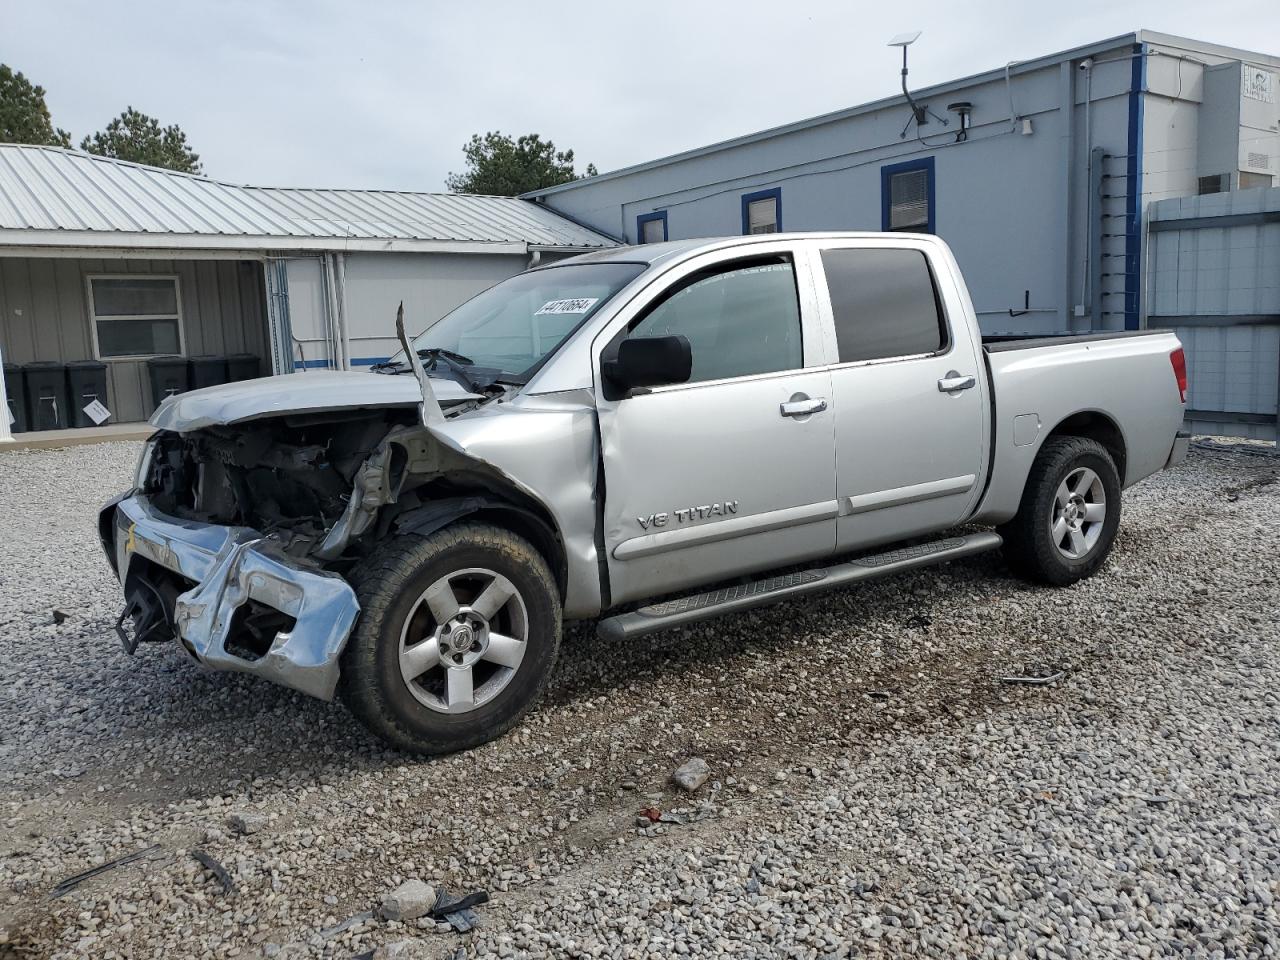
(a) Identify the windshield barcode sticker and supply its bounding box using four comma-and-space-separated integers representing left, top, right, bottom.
535, 298, 599, 316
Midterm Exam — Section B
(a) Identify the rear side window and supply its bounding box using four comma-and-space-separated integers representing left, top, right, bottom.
628, 257, 802, 383
820, 248, 946, 363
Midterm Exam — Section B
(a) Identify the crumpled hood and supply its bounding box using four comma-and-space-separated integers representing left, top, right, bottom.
149, 370, 483, 432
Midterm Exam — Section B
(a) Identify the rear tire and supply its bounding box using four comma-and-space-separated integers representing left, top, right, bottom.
999, 436, 1121, 587
339, 522, 561, 754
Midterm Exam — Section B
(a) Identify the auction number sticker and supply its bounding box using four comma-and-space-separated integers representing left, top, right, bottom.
535, 298, 599, 316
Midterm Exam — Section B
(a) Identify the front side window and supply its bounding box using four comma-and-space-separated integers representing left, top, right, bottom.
881, 157, 934, 233
821, 248, 946, 363
411, 262, 645, 380
90, 276, 182, 358
627, 256, 802, 383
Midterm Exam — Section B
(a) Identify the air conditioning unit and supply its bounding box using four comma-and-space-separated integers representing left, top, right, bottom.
1197, 61, 1279, 189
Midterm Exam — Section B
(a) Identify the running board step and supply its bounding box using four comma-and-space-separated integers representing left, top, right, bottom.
596, 531, 1002, 642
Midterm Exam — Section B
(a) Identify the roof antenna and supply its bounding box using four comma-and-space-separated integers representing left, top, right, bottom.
889, 31, 950, 138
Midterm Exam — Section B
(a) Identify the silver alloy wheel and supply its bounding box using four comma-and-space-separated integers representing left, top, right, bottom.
1050, 466, 1107, 560
397, 567, 529, 714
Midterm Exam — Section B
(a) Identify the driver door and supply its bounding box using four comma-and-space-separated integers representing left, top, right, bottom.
594, 243, 837, 605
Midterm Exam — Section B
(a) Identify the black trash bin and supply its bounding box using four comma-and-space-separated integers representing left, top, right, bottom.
24, 361, 70, 431
225, 353, 261, 382
3, 363, 28, 433
146, 356, 190, 410
66, 360, 110, 427
189, 354, 229, 390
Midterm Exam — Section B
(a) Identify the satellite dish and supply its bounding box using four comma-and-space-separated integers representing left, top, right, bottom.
888, 31, 922, 47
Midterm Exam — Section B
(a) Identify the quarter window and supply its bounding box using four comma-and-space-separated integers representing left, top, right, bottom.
627, 257, 802, 383
89, 276, 183, 358
821, 248, 946, 363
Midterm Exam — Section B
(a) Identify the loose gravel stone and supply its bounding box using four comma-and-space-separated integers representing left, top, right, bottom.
378, 880, 437, 921
672, 758, 711, 792
0, 438, 1276, 958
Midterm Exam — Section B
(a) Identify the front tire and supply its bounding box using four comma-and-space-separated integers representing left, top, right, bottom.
999, 436, 1121, 587
339, 522, 561, 754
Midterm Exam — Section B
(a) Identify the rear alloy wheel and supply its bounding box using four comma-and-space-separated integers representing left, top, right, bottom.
340, 522, 561, 754
1000, 436, 1121, 586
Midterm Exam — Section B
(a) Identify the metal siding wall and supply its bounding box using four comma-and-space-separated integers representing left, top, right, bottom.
0, 256, 270, 423
1149, 187, 1280, 441
338, 252, 531, 365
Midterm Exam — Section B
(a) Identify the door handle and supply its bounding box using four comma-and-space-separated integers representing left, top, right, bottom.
937, 372, 976, 393
780, 396, 827, 418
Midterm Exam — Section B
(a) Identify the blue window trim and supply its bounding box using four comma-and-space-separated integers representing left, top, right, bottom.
1123, 43, 1146, 331
880, 156, 935, 234
636, 210, 668, 243
740, 187, 782, 234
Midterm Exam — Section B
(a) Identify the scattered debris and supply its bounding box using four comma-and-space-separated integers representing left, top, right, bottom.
379, 879, 437, 921
638, 806, 661, 823
430, 888, 490, 933
1001, 667, 1065, 686
372, 939, 434, 959
865, 689, 896, 701
51, 609, 69, 625
658, 803, 717, 826
192, 849, 234, 894
1117, 790, 1175, 806
227, 811, 268, 835
49, 844, 163, 899
672, 758, 711, 792
318, 910, 374, 940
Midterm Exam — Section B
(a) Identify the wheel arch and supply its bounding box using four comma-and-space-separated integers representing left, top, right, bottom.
1041, 409, 1128, 484
390, 484, 568, 602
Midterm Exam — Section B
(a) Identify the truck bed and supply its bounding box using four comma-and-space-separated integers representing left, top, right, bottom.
982, 330, 1169, 353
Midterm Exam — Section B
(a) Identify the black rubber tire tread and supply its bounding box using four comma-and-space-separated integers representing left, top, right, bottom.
339, 521, 561, 755
998, 436, 1122, 587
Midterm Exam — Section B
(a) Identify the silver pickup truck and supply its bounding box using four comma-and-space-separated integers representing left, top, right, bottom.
101, 233, 1189, 753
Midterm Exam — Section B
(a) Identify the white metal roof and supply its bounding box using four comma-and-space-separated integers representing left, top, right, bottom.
0, 144, 619, 255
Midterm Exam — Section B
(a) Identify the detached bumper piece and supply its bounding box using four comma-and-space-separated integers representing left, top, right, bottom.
104, 495, 360, 701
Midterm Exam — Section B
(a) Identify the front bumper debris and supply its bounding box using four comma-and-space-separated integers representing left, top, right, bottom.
101, 493, 360, 701
1166, 429, 1191, 468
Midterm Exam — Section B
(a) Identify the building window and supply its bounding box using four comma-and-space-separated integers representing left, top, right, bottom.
637, 211, 668, 244
881, 157, 935, 233
88, 276, 184, 358
1198, 174, 1229, 195
741, 187, 782, 234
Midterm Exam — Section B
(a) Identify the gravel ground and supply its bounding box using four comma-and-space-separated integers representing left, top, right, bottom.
0, 438, 1277, 959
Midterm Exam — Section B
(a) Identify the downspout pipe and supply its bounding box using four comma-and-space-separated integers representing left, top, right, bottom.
0, 338, 12, 442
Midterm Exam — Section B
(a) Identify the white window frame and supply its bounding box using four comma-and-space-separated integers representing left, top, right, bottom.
86, 274, 186, 361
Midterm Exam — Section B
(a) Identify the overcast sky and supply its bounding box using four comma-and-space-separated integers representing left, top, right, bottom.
8, 0, 1279, 192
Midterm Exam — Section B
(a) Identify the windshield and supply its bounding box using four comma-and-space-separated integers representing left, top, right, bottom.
408, 262, 646, 380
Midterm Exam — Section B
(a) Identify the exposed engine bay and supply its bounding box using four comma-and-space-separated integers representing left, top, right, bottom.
140, 404, 558, 574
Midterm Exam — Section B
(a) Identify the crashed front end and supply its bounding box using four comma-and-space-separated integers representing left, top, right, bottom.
99, 405, 472, 701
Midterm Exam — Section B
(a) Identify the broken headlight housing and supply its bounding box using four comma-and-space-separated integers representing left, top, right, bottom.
134, 436, 158, 492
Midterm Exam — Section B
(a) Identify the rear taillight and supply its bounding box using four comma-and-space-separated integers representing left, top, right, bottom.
1170, 347, 1188, 404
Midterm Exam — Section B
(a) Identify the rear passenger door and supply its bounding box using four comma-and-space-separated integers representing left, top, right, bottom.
814, 240, 987, 552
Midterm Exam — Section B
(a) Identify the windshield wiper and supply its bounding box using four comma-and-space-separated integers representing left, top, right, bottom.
417, 348, 484, 392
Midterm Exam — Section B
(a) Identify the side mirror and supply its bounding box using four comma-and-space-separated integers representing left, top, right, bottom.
603, 335, 692, 396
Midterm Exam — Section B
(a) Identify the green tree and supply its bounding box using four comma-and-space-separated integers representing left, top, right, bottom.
80, 106, 201, 173
0, 64, 71, 147
446, 132, 597, 196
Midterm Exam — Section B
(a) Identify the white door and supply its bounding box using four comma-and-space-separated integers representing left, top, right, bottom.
813, 241, 987, 552
595, 246, 837, 605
